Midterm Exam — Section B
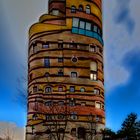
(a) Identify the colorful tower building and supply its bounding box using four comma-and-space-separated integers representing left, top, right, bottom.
26, 0, 105, 139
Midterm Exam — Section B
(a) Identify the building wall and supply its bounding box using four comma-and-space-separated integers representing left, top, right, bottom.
26, 0, 104, 139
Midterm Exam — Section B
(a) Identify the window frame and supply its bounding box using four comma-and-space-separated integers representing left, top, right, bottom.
44, 57, 50, 67
70, 86, 75, 92
45, 86, 52, 93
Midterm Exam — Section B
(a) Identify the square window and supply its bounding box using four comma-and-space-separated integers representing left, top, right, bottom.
80, 21, 85, 29
52, 10, 59, 16
33, 45, 38, 53
58, 43, 63, 49
70, 86, 75, 92
33, 86, 37, 93
95, 102, 101, 109
94, 89, 100, 95
43, 43, 49, 48
73, 18, 79, 27
44, 58, 50, 67
90, 73, 97, 81
89, 45, 96, 52
86, 22, 91, 30
69, 98, 75, 106
58, 70, 63, 76
45, 101, 53, 106
71, 72, 77, 78
93, 25, 98, 32
81, 102, 86, 106
58, 57, 63, 63
58, 87, 63, 92
58, 101, 64, 106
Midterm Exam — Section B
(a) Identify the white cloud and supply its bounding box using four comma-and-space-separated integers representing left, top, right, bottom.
103, 0, 140, 91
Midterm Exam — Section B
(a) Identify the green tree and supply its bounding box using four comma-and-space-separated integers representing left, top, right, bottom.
102, 128, 116, 140
117, 113, 140, 140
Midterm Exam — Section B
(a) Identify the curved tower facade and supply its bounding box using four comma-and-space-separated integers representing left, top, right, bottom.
26, 0, 105, 139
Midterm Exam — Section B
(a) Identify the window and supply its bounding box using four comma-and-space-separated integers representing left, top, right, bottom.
81, 102, 86, 106
71, 6, 76, 13
99, 48, 103, 54
93, 25, 98, 32
58, 43, 63, 49
46, 115, 52, 120
90, 62, 97, 71
71, 72, 77, 78
69, 98, 75, 106
33, 86, 38, 93
72, 18, 79, 27
58, 86, 63, 92
79, 5, 83, 11
69, 41, 77, 48
94, 89, 100, 95
89, 45, 96, 52
58, 57, 63, 63
98, 28, 101, 35
90, 73, 97, 81
71, 128, 76, 137
58, 69, 63, 76
86, 22, 91, 30
95, 102, 101, 109
33, 45, 38, 53
78, 127, 86, 139
45, 72, 50, 77
58, 114, 64, 119
71, 112, 77, 120
44, 58, 50, 67
52, 10, 59, 16
58, 128, 65, 133
32, 114, 37, 120
58, 101, 64, 106
80, 87, 85, 92
79, 21, 85, 29
71, 57, 78, 63
86, 5, 91, 14
95, 116, 100, 122
43, 43, 49, 48
45, 87, 52, 93
70, 86, 75, 92
45, 101, 53, 106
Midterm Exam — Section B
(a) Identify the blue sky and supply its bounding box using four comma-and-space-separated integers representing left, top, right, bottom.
0, 0, 140, 131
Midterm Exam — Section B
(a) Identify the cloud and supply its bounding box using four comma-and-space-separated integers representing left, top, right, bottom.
0, 122, 25, 140
106, 48, 140, 131
114, 0, 135, 33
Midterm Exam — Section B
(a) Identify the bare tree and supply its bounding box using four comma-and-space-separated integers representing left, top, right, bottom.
30, 91, 70, 140
0, 123, 16, 140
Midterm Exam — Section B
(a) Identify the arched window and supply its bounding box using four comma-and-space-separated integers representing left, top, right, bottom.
71, 5, 76, 13
45, 87, 52, 93
79, 5, 83, 11
80, 87, 85, 92
86, 5, 91, 14
32, 114, 37, 120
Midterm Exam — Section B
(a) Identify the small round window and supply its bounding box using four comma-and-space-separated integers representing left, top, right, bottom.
71, 57, 78, 63
45, 72, 50, 77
